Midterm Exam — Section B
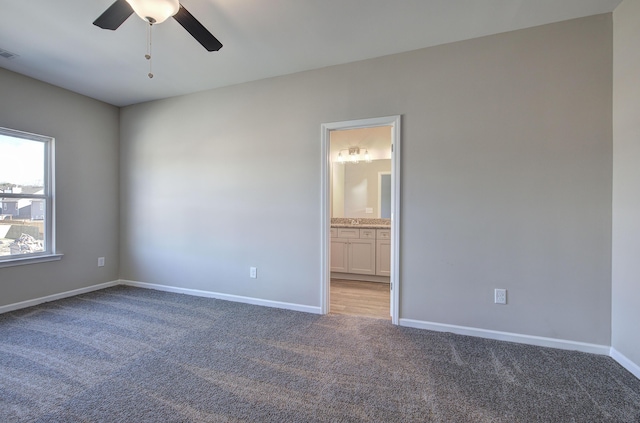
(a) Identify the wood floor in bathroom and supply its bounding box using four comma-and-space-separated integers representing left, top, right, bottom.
330, 279, 390, 320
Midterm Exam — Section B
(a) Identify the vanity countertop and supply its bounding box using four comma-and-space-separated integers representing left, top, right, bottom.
331, 224, 391, 229
330, 218, 391, 230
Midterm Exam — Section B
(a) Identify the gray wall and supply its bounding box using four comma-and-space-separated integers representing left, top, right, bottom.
0, 68, 120, 306
120, 15, 613, 345
612, 0, 640, 368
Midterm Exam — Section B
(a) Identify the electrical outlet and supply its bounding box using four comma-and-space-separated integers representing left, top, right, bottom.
494, 288, 507, 304
250, 267, 257, 279
98, 257, 105, 267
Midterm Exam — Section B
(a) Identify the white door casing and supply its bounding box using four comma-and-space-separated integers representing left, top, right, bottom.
320, 115, 401, 324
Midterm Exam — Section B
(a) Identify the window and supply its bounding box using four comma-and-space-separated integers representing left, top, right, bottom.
0, 127, 59, 265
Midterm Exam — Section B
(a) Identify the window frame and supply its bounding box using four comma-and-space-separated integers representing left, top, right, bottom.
0, 127, 61, 267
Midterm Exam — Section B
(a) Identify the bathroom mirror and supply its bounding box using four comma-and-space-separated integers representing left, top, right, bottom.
331, 159, 391, 218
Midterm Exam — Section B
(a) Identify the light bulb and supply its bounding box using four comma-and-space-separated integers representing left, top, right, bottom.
364, 149, 371, 163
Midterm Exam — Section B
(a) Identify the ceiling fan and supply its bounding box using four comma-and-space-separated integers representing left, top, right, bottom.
93, 0, 223, 52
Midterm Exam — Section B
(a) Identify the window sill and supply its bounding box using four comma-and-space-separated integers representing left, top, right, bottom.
0, 254, 63, 269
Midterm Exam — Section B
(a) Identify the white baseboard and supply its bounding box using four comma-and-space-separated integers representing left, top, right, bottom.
119, 279, 322, 315
399, 318, 611, 355
610, 347, 640, 380
0, 280, 120, 314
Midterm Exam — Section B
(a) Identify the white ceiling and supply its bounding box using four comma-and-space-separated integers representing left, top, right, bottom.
0, 0, 621, 107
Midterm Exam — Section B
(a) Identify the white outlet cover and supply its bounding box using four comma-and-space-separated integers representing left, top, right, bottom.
494, 288, 507, 304
250, 267, 257, 278
98, 257, 105, 267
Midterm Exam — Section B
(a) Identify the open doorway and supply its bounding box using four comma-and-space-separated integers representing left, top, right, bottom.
329, 127, 392, 319
320, 116, 401, 324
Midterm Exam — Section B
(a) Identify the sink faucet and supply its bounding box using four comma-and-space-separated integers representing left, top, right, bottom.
350, 219, 360, 225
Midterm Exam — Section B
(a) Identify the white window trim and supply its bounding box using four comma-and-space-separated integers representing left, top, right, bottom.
0, 253, 63, 268
0, 127, 61, 267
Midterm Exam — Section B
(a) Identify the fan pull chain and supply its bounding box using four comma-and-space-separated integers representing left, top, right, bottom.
145, 23, 154, 79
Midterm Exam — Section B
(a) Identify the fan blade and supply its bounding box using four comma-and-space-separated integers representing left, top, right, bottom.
173, 5, 223, 52
93, 0, 134, 30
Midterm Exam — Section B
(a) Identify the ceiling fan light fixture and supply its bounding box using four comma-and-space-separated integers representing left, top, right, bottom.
126, 0, 179, 24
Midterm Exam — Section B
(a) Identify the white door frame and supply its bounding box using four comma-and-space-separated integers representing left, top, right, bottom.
320, 115, 401, 324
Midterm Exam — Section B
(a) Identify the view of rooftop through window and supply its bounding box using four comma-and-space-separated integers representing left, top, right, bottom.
0, 131, 49, 258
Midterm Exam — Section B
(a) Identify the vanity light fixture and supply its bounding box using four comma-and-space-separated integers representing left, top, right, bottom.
349, 147, 360, 164
336, 147, 372, 164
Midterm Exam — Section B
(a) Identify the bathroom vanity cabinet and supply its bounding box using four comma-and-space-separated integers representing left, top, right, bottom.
330, 227, 390, 278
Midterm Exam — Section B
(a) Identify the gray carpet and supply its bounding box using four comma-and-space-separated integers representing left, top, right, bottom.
1, 286, 639, 422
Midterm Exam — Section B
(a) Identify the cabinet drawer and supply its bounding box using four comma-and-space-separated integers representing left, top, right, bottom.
377, 229, 391, 240
330, 228, 338, 237
359, 229, 376, 239
337, 228, 360, 238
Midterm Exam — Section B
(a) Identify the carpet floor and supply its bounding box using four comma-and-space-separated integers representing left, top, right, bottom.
1, 286, 639, 422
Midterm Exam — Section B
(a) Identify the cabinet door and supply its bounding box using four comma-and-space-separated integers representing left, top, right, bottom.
376, 239, 391, 276
348, 238, 376, 275
330, 238, 349, 272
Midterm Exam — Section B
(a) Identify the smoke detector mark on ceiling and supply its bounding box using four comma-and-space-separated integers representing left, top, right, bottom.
0, 48, 19, 60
